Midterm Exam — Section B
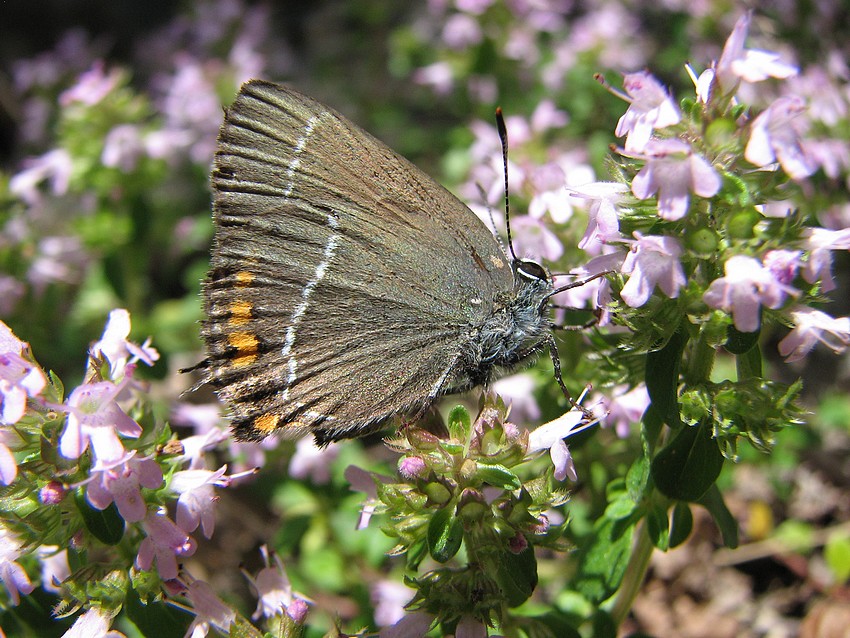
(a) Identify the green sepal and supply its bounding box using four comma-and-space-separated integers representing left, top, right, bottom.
427, 505, 463, 563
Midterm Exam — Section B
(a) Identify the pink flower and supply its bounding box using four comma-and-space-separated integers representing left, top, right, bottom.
0, 323, 46, 427
801, 227, 850, 293
620, 235, 687, 307
92, 309, 159, 379
712, 12, 797, 97
527, 407, 588, 481
614, 71, 681, 152
181, 578, 237, 637
0, 526, 34, 605
778, 307, 850, 363
413, 62, 455, 95
511, 215, 564, 262
0, 429, 22, 485
763, 249, 802, 286
36, 546, 71, 594
86, 452, 163, 523
136, 511, 197, 581
703, 255, 796, 333
597, 384, 650, 438
101, 124, 145, 172
244, 545, 308, 622
345, 465, 390, 530
8, 149, 73, 206
631, 139, 721, 220
59, 62, 121, 106
60, 607, 125, 638
530, 100, 569, 133
379, 611, 434, 638
372, 580, 413, 627
441, 13, 482, 49
493, 373, 541, 424
59, 378, 142, 463
454, 616, 490, 638
170, 465, 231, 538
745, 96, 816, 180
288, 437, 339, 484
574, 182, 627, 254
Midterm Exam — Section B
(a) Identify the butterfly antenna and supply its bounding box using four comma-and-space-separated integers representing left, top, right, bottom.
496, 107, 519, 262
476, 182, 508, 255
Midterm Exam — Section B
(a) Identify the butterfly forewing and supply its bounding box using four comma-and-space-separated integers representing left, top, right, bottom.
202, 80, 513, 442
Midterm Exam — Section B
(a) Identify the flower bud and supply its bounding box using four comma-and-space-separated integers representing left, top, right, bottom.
458, 488, 487, 523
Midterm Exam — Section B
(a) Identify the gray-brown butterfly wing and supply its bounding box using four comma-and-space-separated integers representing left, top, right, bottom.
201, 80, 514, 443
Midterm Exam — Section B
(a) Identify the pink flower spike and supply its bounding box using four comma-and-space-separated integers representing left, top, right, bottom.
703, 255, 796, 332
615, 71, 681, 152
631, 139, 721, 220
86, 452, 163, 523
745, 96, 816, 180
60, 379, 142, 463
620, 234, 687, 307
778, 307, 850, 363
136, 511, 196, 581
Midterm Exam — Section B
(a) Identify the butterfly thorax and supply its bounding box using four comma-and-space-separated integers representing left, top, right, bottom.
459, 259, 553, 386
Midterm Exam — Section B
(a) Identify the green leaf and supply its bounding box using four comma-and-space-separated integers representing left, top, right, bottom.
447, 404, 471, 440
427, 505, 463, 563
533, 612, 582, 638
604, 497, 636, 521
125, 583, 188, 638
74, 488, 124, 546
670, 502, 694, 548
645, 325, 688, 430
698, 484, 738, 548
626, 454, 650, 502
824, 534, 850, 582
651, 419, 724, 502
494, 544, 538, 607
475, 462, 522, 490
573, 517, 635, 604
646, 505, 670, 550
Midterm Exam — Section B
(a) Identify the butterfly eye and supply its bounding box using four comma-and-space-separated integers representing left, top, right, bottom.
516, 259, 548, 282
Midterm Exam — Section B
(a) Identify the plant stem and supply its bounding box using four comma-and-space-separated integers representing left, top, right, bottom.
609, 520, 655, 627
